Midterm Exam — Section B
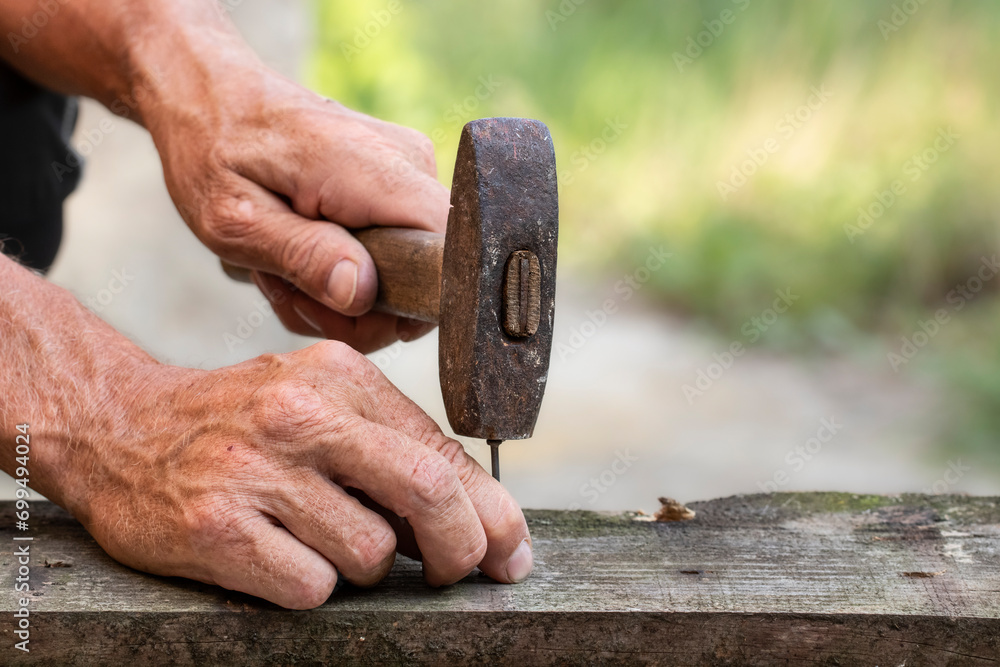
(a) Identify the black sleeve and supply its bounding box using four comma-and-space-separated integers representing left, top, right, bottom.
0, 65, 83, 273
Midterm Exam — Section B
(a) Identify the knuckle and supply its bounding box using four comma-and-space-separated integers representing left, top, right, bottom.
431, 437, 480, 486
400, 126, 434, 154
460, 534, 489, 573
406, 453, 459, 511
407, 131, 437, 173
347, 525, 396, 584
315, 339, 370, 374
435, 438, 468, 468
202, 196, 257, 252
377, 154, 415, 193
183, 497, 254, 550
251, 351, 287, 380
493, 493, 526, 536
277, 225, 327, 287
256, 377, 326, 435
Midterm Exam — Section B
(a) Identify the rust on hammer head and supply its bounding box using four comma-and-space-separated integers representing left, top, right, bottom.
439, 118, 559, 440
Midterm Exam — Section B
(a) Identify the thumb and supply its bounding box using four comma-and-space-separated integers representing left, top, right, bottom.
204, 185, 377, 316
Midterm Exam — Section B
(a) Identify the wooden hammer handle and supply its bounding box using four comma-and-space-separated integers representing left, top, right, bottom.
219, 228, 445, 324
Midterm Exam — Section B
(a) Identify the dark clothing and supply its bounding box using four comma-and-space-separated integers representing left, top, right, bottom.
0, 64, 82, 272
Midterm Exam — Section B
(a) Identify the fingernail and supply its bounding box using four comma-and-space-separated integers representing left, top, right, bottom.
328, 259, 358, 310
397, 317, 435, 343
505, 539, 533, 583
292, 304, 321, 332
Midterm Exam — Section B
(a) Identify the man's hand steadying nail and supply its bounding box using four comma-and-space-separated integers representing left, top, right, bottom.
73, 340, 532, 608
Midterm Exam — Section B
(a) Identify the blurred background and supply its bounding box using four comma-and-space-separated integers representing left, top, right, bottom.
5, 0, 1000, 509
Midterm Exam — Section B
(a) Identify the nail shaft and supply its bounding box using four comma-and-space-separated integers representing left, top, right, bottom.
487, 439, 503, 481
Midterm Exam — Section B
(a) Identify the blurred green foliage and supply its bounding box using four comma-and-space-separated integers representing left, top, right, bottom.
312, 0, 1000, 464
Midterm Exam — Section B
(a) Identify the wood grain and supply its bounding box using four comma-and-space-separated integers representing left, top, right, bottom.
354, 228, 444, 324
2, 493, 998, 665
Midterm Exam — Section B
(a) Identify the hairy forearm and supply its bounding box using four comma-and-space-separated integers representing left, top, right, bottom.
0, 255, 155, 521
0, 0, 256, 126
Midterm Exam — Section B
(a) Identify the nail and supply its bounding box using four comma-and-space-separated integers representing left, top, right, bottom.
328, 259, 358, 310
505, 539, 533, 583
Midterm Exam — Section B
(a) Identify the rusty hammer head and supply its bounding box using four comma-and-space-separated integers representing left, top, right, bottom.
438, 118, 558, 441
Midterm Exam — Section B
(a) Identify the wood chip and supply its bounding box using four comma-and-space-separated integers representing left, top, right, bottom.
654, 497, 696, 522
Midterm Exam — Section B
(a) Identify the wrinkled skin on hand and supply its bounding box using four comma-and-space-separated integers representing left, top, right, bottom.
79, 341, 532, 609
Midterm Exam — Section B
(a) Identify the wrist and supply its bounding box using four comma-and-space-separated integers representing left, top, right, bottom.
35, 332, 162, 524
124, 13, 265, 132
79, 0, 264, 132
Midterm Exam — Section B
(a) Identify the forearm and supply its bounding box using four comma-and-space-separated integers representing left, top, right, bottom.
0, 0, 257, 126
0, 255, 154, 521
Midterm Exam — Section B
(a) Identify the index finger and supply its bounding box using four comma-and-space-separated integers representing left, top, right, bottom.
323, 417, 487, 587
341, 358, 534, 584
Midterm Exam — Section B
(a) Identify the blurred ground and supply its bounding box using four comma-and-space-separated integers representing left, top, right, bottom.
3, 0, 996, 509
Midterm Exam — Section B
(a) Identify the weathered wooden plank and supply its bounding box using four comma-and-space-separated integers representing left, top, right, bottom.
2, 493, 999, 665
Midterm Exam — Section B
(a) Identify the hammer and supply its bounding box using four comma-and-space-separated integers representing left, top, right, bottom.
223, 118, 558, 480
